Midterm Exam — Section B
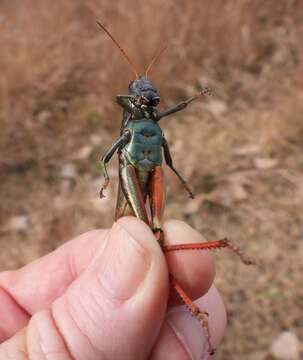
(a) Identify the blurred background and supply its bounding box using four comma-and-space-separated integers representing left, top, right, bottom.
0, 1, 302, 359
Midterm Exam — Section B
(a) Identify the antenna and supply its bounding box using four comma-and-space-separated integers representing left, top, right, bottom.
145, 43, 169, 78
97, 21, 139, 78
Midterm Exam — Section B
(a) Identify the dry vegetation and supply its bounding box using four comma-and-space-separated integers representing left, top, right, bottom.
0, 1, 303, 359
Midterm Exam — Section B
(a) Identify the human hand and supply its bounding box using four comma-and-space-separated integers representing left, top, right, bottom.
0, 217, 226, 359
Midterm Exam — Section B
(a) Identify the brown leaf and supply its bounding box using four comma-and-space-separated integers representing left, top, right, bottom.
233, 144, 260, 156
184, 194, 205, 214
253, 157, 278, 170
211, 181, 248, 206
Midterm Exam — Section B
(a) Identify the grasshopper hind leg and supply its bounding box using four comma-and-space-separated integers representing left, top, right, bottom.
149, 166, 165, 246
118, 164, 151, 226
115, 182, 135, 220
163, 238, 255, 266
164, 237, 255, 355
171, 276, 216, 355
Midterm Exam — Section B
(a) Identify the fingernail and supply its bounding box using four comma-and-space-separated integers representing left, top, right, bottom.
167, 306, 209, 360
98, 222, 150, 301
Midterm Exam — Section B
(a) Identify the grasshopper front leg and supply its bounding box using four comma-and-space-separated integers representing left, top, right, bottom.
100, 131, 130, 198
162, 136, 194, 199
116, 94, 137, 113
157, 87, 211, 120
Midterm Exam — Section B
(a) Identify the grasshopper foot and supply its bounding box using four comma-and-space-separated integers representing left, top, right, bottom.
99, 188, 106, 198
99, 179, 110, 199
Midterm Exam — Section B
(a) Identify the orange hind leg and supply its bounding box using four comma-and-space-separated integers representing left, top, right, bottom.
170, 276, 215, 355
149, 166, 165, 246
165, 238, 254, 354
149, 166, 254, 354
149, 166, 217, 353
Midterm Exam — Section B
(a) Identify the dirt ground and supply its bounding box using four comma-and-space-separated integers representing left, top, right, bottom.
0, 1, 303, 359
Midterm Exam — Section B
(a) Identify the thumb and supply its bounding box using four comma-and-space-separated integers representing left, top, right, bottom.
0, 218, 169, 360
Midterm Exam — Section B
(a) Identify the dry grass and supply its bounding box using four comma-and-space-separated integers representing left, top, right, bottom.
0, 1, 303, 359
0, 0, 302, 170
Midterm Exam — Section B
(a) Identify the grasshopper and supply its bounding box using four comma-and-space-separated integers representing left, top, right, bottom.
97, 21, 253, 355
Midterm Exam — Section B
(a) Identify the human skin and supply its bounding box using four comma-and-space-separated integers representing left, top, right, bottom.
0, 217, 226, 360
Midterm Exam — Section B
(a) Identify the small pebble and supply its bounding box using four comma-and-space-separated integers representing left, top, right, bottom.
7, 215, 29, 232
270, 331, 300, 360
60, 163, 78, 179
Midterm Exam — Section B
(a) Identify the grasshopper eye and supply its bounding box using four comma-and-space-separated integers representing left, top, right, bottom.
143, 91, 160, 107
149, 97, 160, 106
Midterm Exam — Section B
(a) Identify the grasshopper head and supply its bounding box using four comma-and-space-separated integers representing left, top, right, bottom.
128, 76, 160, 107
